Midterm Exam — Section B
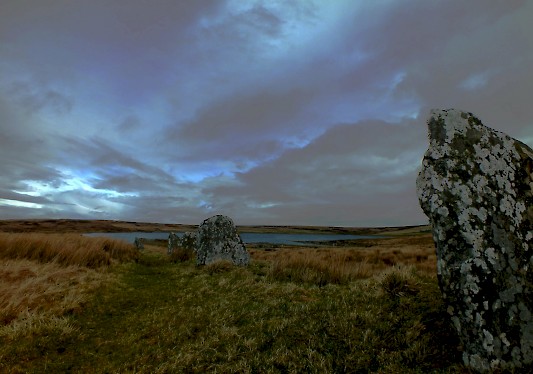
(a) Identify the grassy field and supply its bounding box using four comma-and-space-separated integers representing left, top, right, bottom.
0, 230, 467, 373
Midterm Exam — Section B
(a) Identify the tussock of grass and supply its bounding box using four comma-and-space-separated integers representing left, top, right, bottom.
380, 266, 421, 298
0, 311, 78, 340
205, 260, 234, 274
267, 253, 372, 285
0, 233, 138, 267
0, 259, 109, 330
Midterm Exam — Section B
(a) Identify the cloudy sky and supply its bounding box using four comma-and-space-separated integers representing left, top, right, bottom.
1, 1, 532, 227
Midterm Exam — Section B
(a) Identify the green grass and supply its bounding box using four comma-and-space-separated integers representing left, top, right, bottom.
0, 248, 464, 373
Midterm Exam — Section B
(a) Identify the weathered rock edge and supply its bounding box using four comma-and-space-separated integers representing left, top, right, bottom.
196, 215, 250, 266
416, 109, 533, 372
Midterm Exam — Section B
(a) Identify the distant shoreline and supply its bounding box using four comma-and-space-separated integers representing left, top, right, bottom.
0, 219, 430, 236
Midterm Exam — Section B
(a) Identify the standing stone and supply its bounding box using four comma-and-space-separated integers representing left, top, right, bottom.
168, 232, 180, 255
134, 237, 144, 250
196, 215, 249, 266
181, 231, 197, 252
417, 109, 533, 372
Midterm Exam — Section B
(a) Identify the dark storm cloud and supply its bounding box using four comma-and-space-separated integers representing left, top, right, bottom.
0, 0, 226, 114
7, 81, 73, 115
0, 190, 52, 205
0, 96, 62, 192
58, 137, 175, 183
165, 88, 318, 169
176, 88, 316, 141
118, 115, 142, 132
201, 119, 428, 226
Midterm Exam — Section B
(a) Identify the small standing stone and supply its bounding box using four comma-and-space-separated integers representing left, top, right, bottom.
417, 109, 533, 372
134, 237, 144, 250
167, 232, 180, 255
196, 215, 249, 266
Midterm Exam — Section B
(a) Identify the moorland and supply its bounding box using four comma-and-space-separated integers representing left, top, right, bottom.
0, 219, 466, 373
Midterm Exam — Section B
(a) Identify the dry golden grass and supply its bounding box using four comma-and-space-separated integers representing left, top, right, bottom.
0, 259, 110, 335
140, 233, 437, 285
2, 232, 465, 373
0, 233, 138, 338
249, 233, 437, 283
0, 233, 138, 267
265, 250, 373, 285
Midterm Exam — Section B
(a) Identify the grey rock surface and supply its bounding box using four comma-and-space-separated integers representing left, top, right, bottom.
167, 232, 180, 255
181, 231, 197, 252
134, 237, 144, 250
417, 109, 533, 372
196, 215, 249, 266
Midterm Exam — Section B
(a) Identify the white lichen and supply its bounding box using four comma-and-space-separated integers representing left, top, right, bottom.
485, 248, 498, 265
500, 333, 511, 347
483, 329, 495, 353
417, 109, 533, 371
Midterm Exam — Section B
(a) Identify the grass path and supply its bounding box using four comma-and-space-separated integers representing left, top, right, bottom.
2, 249, 463, 373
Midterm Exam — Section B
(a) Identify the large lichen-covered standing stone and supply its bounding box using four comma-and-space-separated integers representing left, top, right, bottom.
417, 109, 533, 372
196, 215, 249, 266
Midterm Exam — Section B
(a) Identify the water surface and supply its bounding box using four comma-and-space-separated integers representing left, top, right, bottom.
85, 232, 380, 246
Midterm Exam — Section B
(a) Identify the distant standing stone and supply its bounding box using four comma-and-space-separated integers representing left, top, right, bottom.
196, 215, 250, 266
134, 237, 144, 250
167, 232, 180, 255
417, 109, 533, 372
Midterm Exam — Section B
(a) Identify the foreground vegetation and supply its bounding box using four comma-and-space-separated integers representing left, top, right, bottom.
0, 233, 466, 373
0, 233, 138, 330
